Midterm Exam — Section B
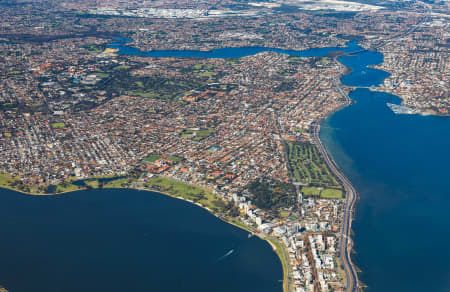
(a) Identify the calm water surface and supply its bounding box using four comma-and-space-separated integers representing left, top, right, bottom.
110, 39, 363, 58
321, 51, 450, 292
0, 188, 282, 292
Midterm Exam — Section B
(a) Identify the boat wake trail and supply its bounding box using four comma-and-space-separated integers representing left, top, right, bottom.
216, 249, 234, 262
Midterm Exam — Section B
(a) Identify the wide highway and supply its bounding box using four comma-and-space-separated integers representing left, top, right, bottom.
311, 70, 360, 291
312, 121, 359, 292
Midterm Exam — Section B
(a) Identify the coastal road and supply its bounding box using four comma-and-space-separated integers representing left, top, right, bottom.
312, 122, 359, 292
314, 70, 359, 292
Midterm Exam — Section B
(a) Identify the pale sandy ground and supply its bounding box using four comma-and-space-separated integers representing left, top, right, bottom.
248, 2, 282, 8
254, 0, 384, 11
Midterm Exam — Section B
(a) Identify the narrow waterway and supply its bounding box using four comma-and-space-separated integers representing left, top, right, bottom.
110, 38, 364, 58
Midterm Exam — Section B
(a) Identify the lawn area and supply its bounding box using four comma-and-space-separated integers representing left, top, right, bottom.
302, 186, 321, 196
113, 65, 131, 70
293, 127, 307, 133
288, 57, 303, 63
280, 211, 290, 218
197, 71, 216, 78
286, 141, 341, 188
192, 63, 214, 70
228, 219, 254, 233
181, 130, 194, 138
302, 186, 343, 199
0, 172, 41, 194
129, 91, 160, 98
55, 184, 80, 193
7, 71, 23, 75
143, 154, 162, 164
103, 177, 131, 188
0, 172, 19, 188
225, 59, 240, 65
167, 155, 184, 163
89, 174, 118, 179
321, 188, 343, 199
194, 129, 216, 141
55, 179, 82, 193
51, 122, 65, 129
84, 179, 99, 189
84, 44, 104, 52
147, 176, 221, 211
95, 72, 109, 78
181, 129, 216, 141
192, 64, 217, 79
100, 176, 220, 212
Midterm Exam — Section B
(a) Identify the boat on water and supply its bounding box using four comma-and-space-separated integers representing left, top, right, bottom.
217, 249, 235, 262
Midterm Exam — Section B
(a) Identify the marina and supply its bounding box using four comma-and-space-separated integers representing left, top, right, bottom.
386, 103, 417, 115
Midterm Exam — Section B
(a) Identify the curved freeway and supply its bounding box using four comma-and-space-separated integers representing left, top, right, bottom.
313, 122, 359, 292
312, 74, 359, 291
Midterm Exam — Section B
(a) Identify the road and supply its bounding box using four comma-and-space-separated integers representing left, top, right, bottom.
313, 121, 359, 292
311, 72, 359, 292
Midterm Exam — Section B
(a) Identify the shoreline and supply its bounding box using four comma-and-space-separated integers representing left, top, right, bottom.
364, 64, 449, 118
370, 86, 450, 117
313, 120, 360, 292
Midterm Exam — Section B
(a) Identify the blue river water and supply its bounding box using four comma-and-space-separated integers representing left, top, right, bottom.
321, 51, 450, 292
110, 38, 363, 58
0, 188, 282, 292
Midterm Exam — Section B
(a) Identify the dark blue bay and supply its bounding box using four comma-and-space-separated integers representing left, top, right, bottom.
0, 188, 282, 292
